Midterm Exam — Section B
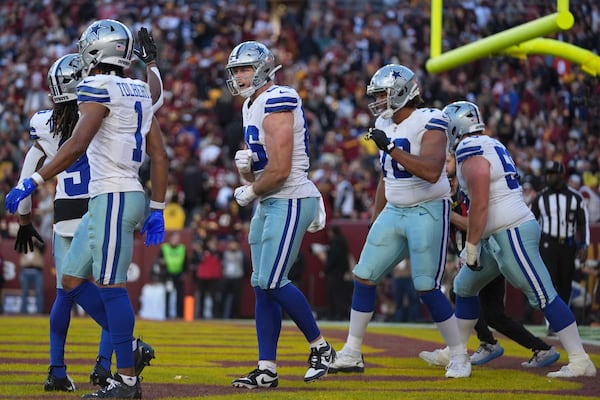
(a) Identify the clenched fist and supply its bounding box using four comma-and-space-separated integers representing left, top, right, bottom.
367, 128, 394, 153
234, 185, 257, 207
234, 149, 253, 173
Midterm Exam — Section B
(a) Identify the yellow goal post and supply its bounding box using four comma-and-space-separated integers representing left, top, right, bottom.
426, 0, 600, 77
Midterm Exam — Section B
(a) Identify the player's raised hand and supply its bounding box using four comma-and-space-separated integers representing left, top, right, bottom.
134, 27, 158, 65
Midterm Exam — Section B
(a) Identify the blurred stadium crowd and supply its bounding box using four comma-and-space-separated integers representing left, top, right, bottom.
0, 0, 599, 243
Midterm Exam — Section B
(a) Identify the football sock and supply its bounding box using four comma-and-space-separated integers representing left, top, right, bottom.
50, 365, 67, 379
437, 315, 466, 355
97, 329, 113, 371
310, 337, 327, 349
99, 287, 135, 370
455, 295, 480, 346
543, 297, 575, 332
67, 281, 109, 330
49, 288, 72, 377
556, 322, 586, 356
254, 287, 282, 361
258, 360, 276, 373
425, 291, 466, 353
119, 373, 137, 386
344, 281, 376, 353
420, 289, 454, 322
346, 309, 373, 354
268, 283, 320, 343
351, 280, 376, 312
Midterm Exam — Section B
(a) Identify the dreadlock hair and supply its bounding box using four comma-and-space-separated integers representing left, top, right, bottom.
52, 100, 79, 142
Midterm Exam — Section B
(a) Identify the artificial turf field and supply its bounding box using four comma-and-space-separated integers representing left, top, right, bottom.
0, 315, 598, 399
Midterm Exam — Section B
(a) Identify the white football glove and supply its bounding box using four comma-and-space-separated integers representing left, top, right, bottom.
234, 149, 253, 173
307, 195, 326, 232
459, 241, 482, 271
234, 185, 257, 207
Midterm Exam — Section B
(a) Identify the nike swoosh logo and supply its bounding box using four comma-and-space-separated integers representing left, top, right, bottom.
141, 48, 147, 57
419, 212, 427, 216
82, 79, 93, 84
258, 377, 276, 384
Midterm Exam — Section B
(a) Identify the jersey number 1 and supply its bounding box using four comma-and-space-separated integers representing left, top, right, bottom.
132, 101, 144, 162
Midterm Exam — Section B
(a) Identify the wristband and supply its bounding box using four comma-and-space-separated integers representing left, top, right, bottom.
31, 172, 45, 185
149, 66, 164, 112
149, 200, 166, 210
149, 66, 162, 80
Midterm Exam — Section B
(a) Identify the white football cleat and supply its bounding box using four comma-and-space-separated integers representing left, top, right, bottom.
547, 356, 596, 378
419, 347, 450, 367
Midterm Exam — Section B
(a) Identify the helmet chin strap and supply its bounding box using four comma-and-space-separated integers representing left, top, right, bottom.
83, 49, 103, 77
268, 64, 282, 80
82, 62, 94, 77
381, 108, 394, 119
239, 64, 283, 98
238, 87, 256, 98
382, 89, 417, 119
381, 98, 404, 119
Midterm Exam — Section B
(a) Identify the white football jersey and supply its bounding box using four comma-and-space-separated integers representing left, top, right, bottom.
242, 85, 320, 199
375, 108, 451, 207
77, 74, 153, 197
455, 134, 534, 237
29, 109, 90, 236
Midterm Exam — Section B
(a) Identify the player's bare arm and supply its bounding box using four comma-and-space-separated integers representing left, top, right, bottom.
371, 173, 387, 222
146, 65, 162, 105
251, 111, 293, 196
146, 116, 168, 206
389, 130, 447, 183
462, 155, 490, 245
450, 211, 468, 231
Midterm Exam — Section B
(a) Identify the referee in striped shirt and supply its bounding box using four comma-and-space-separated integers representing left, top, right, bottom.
531, 161, 590, 311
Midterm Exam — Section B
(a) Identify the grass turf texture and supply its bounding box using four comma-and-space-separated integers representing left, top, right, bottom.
0, 316, 598, 399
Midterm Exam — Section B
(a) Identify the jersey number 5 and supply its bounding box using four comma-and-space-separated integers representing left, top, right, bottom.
494, 145, 519, 189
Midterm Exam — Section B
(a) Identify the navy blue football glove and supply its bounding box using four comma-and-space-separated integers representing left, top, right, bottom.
367, 128, 395, 153
5, 178, 37, 214
14, 223, 44, 254
141, 210, 165, 247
